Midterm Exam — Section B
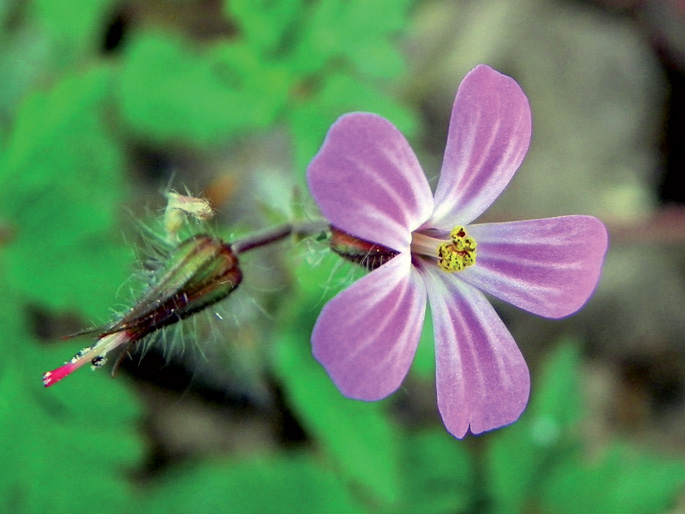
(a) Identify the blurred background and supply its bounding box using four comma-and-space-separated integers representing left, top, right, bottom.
0, 0, 684, 512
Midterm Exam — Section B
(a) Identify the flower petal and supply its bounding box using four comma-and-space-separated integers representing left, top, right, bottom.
430, 65, 532, 227
463, 216, 608, 318
312, 252, 427, 400
307, 113, 434, 251
421, 267, 530, 438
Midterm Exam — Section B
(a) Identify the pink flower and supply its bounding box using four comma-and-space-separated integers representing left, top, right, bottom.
306, 64, 608, 438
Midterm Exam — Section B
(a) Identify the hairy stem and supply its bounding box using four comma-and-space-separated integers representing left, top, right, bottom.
232, 220, 329, 254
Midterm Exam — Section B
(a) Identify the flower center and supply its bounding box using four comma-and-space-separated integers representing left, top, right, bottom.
411, 226, 477, 272
437, 226, 477, 271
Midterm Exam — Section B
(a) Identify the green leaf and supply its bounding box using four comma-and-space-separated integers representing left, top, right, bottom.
118, 31, 261, 146
529, 342, 583, 429
0, 296, 143, 514
0, 66, 131, 318
397, 429, 475, 514
485, 341, 584, 514
1, 66, 123, 212
0, 25, 54, 122
339, 0, 411, 79
276, 330, 401, 505
274, 256, 401, 505
142, 453, 367, 514
208, 42, 291, 126
287, 0, 346, 76
345, 0, 414, 34
2, 226, 134, 320
543, 443, 685, 514
0, 0, 10, 26
289, 0, 412, 77
317, 73, 418, 136
30, 0, 114, 64
225, 0, 304, 54
486, 340, 685, 514
288, 101, 342, 175
345, 38, 406, 80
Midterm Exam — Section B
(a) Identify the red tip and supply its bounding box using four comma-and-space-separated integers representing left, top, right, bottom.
42, 331, 133, 388
42, 362, 79, 387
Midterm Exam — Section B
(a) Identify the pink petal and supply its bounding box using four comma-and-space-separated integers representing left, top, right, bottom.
307, 113, 434, 252
311, 252, 427, 400
429, 65, 532, 228
420, 267, 530, 438
462, 216, 608, 318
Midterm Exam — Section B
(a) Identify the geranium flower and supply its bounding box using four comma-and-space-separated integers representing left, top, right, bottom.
306, 64, 608, 438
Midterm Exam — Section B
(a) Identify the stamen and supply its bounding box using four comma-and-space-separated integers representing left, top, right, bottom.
437, 226, 477, 272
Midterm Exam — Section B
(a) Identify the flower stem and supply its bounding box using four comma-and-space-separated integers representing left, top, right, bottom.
232, 220, 329, 254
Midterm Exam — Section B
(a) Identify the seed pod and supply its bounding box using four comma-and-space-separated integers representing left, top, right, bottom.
43, 234, 242, 387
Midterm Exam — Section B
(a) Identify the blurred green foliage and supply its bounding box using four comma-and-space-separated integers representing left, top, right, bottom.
0, 1, 683, 513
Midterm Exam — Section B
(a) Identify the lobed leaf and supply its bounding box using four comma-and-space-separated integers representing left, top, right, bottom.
117, 31, 262, 146
0, 66, 131, 317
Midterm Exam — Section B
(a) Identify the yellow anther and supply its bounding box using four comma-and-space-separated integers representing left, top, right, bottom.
437, 226, 477, 273
450, 226, 467, 240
